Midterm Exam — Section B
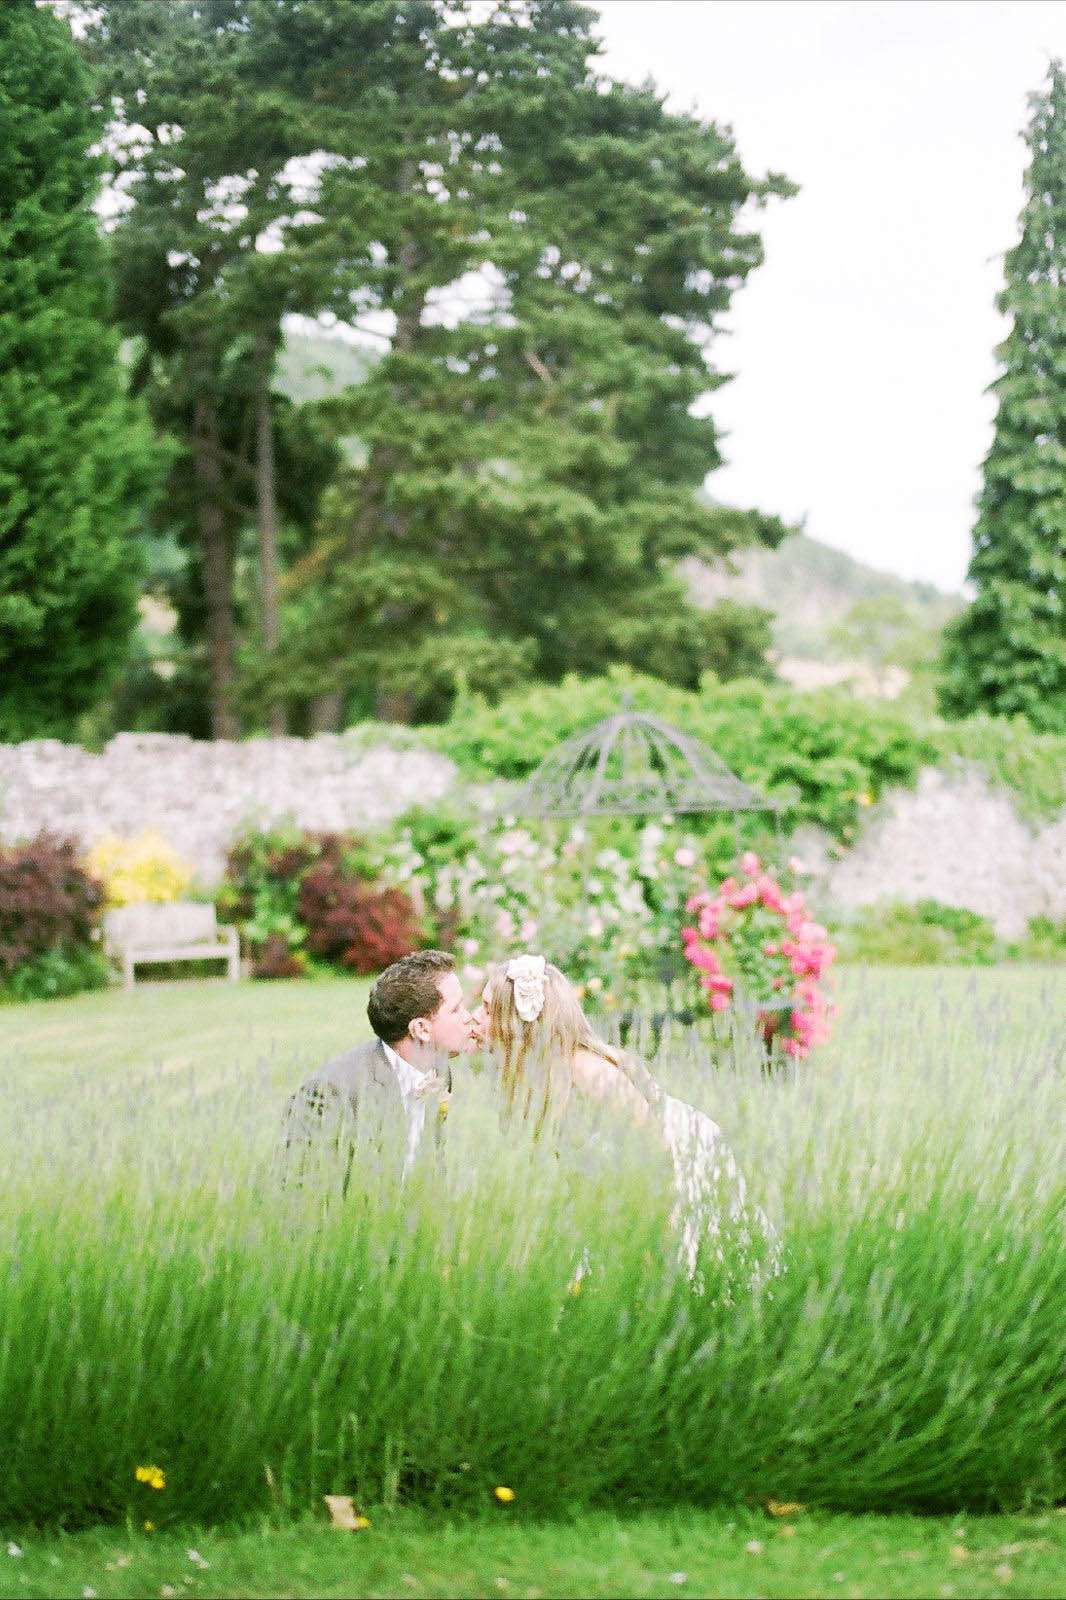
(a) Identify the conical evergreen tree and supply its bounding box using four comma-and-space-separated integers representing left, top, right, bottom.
0, 0, 163, 740
939, 61, 1066, 732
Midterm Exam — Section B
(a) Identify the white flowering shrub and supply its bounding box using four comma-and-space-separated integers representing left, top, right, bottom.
372, 809, 718, 1002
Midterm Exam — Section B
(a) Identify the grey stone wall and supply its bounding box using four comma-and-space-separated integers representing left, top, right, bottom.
0, 736, 1062, 936
823, 767, 1066, 939
0, 732, 456, 886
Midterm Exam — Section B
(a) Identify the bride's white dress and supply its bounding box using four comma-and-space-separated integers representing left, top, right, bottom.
660, 1092, 782, 1293
560, 1072, 781, 1297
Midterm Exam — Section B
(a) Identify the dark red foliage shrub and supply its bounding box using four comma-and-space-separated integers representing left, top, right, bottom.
0, 833, 104, 977
251, 933, 306, 980
298, 863, 421, 975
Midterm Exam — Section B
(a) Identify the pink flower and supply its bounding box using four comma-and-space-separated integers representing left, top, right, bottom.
757, 875, 785, 912
709, 991, 731, 1012
740, 851, 761, 876
728, 883, 759, 910
674, 846, 697, 868
686, 944, 722, 976
698, 904, 721, 939
706, 973, 733, 993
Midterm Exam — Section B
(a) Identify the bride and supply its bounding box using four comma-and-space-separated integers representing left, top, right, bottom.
473, 954, 781, 1292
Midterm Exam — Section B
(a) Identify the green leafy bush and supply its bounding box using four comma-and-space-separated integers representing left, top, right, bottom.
834, 901, 1001, 966
1006, 916, 1066, 963
426, 670, 1066, 838
218, 826, 419, 978
428, 670, 936, 841
1, 944, 111, 1003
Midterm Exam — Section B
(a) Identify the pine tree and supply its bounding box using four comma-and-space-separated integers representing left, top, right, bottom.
268, 0, 794, 722
939, 61, 1066, 732
88, 0, 792, 733
0, 0, 162, 740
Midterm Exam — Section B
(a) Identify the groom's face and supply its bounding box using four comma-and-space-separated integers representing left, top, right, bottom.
410, 971, 477, 1056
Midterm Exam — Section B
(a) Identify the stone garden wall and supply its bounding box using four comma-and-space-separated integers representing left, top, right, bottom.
821, 766, 1066, 938
1, 733, 1063, 936
0, 733, 455, 887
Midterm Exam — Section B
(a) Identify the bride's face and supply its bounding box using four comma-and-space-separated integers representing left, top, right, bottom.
471, 981, 493, 1046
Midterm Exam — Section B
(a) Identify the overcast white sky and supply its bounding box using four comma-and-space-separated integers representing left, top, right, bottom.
591, 0, 1066, 591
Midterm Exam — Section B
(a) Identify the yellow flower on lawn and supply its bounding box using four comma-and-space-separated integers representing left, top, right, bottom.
135, 1465, 166, 1490
494, 1486, 515, 1503
143, 1521, 155, 1533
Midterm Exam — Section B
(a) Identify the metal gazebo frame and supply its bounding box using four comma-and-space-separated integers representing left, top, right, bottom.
503, 698, 778, 827
497, 699, 780, 1027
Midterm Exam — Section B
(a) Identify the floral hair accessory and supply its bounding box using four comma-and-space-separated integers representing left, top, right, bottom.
505, 954, 547, 1022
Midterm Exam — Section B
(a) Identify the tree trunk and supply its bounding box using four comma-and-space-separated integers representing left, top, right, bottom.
192, 394, 239, 740
254, 357, 287, 735
322, 191, 424, 727
374, 685, 414, 723
308, 689, 345, 732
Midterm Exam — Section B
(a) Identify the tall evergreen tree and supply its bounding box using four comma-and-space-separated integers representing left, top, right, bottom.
84, 0, 347, 736
265, 0, 794, 722
939, 61, 1066, 732
87, 0, 792, 734
0, 0, 162, 741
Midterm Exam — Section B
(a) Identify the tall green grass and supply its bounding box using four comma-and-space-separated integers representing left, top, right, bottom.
0, 970, 1063, 1527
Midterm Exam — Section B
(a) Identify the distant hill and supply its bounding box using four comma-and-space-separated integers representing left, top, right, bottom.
684, 532, 961, 658
276, 329, 962, 697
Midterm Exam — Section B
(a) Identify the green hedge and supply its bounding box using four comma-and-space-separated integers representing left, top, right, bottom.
416, 670, 1066, 840
423, 670, 936, 841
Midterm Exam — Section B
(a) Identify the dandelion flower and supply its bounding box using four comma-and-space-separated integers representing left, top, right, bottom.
494, 1486, 515, 1503
135, 1465, 166, 1490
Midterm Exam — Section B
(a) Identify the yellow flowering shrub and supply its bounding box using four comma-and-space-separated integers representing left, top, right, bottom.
85, 831, 194, 907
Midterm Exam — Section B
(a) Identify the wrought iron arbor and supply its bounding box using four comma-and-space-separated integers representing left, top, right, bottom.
505, 699, 776, 825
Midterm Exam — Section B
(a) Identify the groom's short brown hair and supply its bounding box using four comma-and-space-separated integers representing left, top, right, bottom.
367, 950, 457, 1045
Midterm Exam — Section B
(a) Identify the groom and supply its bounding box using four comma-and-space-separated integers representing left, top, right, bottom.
283, 949, 478, 1193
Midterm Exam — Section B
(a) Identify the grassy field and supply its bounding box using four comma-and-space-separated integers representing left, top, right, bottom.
1, 967, 1064, 1595
4, 1504, 1066, 1599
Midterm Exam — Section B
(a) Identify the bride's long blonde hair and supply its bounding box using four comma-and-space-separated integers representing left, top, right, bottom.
484, 960, 633, 1134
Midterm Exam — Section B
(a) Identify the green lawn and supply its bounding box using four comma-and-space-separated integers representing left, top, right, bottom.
4, 1505, 1066, 1600
1, 968, 1064, 1597
0, 973, 375, 1096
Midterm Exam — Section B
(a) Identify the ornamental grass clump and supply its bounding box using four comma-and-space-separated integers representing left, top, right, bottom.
0, 969, 1062, 1526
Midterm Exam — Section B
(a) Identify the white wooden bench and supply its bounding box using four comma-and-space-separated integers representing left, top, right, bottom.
103, 902, 240, 990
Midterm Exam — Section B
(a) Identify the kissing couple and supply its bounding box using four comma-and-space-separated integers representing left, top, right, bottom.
285, 949, 780, 1287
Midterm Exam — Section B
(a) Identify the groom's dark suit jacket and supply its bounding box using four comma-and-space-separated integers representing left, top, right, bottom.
282, 1037, 445, 1195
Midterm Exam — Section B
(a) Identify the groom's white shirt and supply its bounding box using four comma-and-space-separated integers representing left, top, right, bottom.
382, 1041, 432, 1175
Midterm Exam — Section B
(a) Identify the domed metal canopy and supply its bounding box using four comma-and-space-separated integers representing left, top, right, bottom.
506, 700, 775, 819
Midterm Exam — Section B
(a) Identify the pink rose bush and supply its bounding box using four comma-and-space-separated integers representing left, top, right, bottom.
682, 852, 837, 1057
